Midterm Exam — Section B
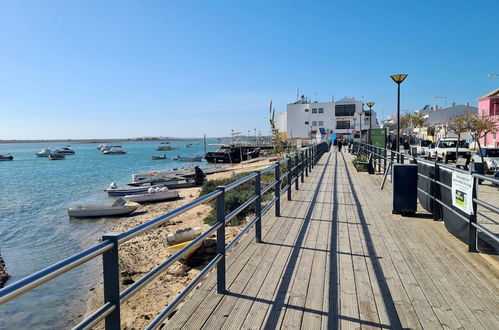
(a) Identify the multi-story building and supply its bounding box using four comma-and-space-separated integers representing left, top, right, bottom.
279, 95, 378, 140
477, 88, 499, 148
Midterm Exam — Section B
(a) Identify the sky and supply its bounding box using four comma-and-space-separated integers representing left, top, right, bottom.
0, 0, 498, 139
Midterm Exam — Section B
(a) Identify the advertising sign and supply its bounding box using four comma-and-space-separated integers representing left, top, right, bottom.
451, 172, 474, 215
370, 128, 387, 148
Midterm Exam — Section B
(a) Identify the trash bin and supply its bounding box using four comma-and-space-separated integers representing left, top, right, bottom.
392, 164, 418, 215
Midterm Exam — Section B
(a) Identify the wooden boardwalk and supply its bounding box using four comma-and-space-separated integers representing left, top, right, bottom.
167, 151, 499, 329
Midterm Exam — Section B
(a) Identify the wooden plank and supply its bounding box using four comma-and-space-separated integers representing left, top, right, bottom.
280, 157, 329, 328
240, 155, 330, 329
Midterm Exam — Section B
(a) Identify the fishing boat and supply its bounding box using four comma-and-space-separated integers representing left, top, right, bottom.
173, 154, 203, 162
205, 147, 260, 163
130, 166, 208, 186
48, 153, 65, 160
0, 154, 13, 161
151, 154, 167, 160
156, 145, 177, 151
36, 148, 52, 157
54, 146, 75, 155
97, 144, 107, 150
160, 141, 170, 144
123, 188, 180, 203
68, 198, 139, 218
105, 182, 166, 196
102, 146, 127, 154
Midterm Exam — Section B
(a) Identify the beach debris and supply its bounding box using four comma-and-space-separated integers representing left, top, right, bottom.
166, 227, 202, 246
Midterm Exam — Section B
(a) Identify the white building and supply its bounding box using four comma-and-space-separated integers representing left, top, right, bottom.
279, 95, 378, 139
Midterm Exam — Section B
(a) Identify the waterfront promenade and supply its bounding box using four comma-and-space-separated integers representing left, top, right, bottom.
167, 150, 498, 329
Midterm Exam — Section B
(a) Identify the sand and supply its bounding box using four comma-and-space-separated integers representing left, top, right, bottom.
84, 158, 275, 329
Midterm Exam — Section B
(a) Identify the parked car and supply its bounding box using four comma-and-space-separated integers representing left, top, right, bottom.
416, 140, 433, 157
434, 138, 471, 163
470, 148, 499, 173
427, 142, 437, 159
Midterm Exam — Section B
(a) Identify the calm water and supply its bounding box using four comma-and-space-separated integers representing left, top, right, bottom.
0, 140, 218, 329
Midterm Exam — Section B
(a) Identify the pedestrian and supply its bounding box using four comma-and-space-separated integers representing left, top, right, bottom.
337, 139, 343, 152
403, 140, 410, 154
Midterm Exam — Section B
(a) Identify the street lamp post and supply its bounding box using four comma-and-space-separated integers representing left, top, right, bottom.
366, 102, 375, 145
390, 74, 408, 154
357, 110, 364, 143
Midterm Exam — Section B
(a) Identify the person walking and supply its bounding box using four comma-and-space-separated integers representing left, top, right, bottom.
337, 139, 343, 152
403, 140, 410, 154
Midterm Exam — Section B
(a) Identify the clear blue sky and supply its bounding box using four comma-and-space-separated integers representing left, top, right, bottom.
1, 0, 498, 139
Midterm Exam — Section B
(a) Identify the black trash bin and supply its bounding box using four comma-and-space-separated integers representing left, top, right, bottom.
392, 164, 418, 215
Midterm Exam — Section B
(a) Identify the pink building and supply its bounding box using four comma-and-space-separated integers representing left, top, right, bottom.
477, 88, 499, 148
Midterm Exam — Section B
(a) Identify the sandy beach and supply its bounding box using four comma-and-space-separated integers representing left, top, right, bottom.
85, 158, 275, 329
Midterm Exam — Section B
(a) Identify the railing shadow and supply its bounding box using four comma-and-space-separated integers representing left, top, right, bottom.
262, 153, 331, 330
339, 152, 402, 328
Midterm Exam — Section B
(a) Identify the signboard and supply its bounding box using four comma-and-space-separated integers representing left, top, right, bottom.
370, 128, 387, 148
451, 172, 474, 215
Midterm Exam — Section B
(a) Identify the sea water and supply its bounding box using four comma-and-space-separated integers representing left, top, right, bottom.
0, 140, 218, 329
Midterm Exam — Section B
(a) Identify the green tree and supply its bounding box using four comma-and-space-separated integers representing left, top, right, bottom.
269, 100, 284, 154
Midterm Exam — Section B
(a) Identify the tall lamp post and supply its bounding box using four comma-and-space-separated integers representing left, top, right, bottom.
357, 110, 364, 143
390, 74, 408, 153
366, 102, 375, 145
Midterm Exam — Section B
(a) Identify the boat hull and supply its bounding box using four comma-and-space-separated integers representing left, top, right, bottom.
124, 191, 180, 203
106, 184, 166, 196
68, 202, 139, 218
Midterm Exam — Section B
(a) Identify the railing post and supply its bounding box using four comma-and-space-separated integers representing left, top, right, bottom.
311, 148, 315, 168
216, 186, 226, 293
433, 162, 441, 221
286, 157, 292, 201
294, 153, 299, 190
300, 152, 305, 183
274, 163, 281, 217
308, 148, 312, 172
384, 148, 387, 174
102, 233, 121, 330
305, 150, 309, 177
401, 153, 404, 164
254, 172, 262, 243
468, 176, 478, 252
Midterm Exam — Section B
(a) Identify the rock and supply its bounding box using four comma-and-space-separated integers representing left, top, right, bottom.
0, 251, 11, 288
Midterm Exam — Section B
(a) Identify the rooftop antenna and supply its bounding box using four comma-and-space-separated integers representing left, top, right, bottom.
296, 87, 300, 101
332, 95, 335, 103
314, 92, 317, 102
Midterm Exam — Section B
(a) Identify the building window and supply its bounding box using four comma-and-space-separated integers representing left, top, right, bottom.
318, 108, 324, 113
312, 121, 317, 126
318, 121, 324, 126
336, 121, 351, 129
312, 108, 317, 113
305, 121, 309, 125
335, 104, 356, 116
305, 109, 309, 112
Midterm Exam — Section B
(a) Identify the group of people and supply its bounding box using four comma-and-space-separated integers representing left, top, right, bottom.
388, 139, 411, 153
333, 138, 350, 152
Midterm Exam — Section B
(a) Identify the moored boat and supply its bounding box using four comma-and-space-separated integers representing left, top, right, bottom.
173, 154, 203, 162
156, 145, 177, 151
48, 153, 65, 160
105, 182, 166, 196
102, 146, 127, 154
36, 148, 52, 157
55, 146, 75, 155
123, 188, 180, 203
0, 154, 13, 161
68, 198, 139, 218
151, 154, 167, 160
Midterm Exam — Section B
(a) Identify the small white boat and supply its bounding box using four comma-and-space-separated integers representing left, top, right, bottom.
151, 154, 167, 160
36, 148, 52, 157
173, 154, 203, 162
68, 198, 139, 218
97, 144, 107, 150
124, 188, 180, 203
102, 146, 127, 154
106, 182, 166, 196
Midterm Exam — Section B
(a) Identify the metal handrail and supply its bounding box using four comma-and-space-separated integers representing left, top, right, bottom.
0, 141, 331, 330
0, 240, 113, 304
354, 141, 499, 250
